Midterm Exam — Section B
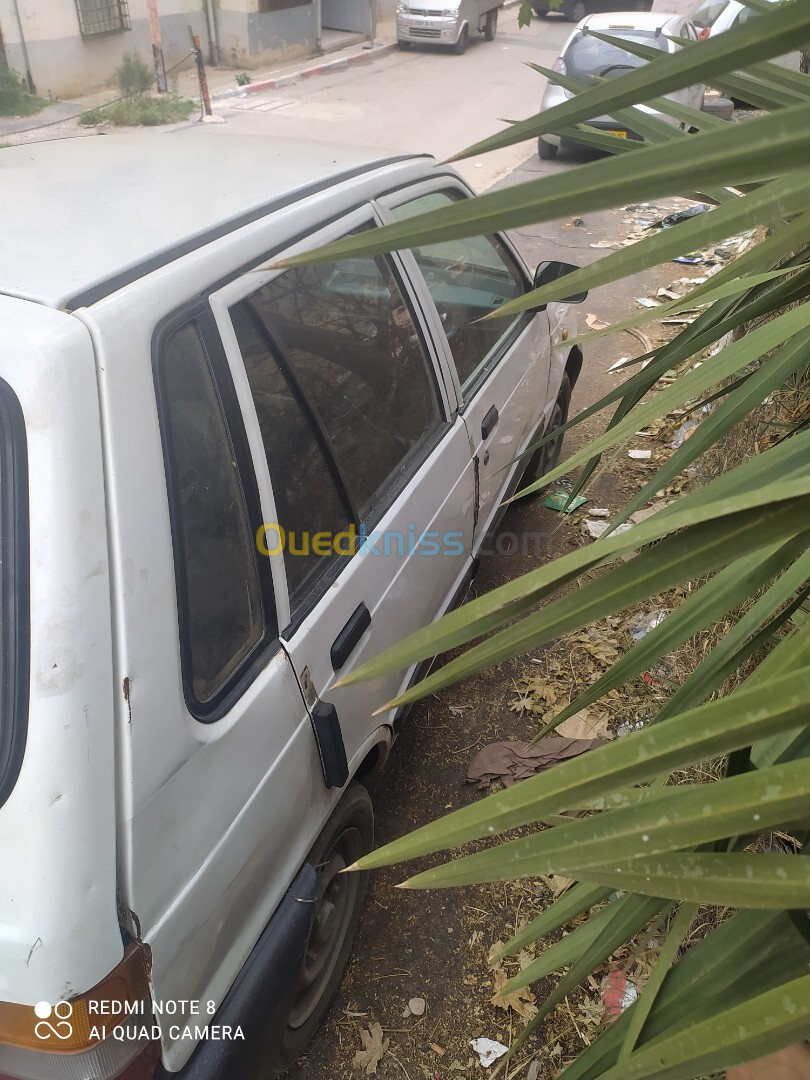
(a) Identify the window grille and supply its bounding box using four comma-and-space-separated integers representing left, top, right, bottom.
75, 0, 131, 37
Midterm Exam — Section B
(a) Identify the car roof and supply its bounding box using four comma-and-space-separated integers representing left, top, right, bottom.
0, 133, 414, 310
580, 11, 683, 32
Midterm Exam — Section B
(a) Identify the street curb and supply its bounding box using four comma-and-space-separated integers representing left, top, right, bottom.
211, 41, 398, 102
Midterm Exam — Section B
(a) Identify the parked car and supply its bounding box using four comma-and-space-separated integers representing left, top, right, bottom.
533, 0, 651, 24
706, 0, 801, 75
537, 12, 706, 160
396, 0, 502, 53
691, 0, 731, 39
0, 133, 585, 1080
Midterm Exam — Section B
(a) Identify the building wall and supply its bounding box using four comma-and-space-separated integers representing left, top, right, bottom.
0, 0, 210, 98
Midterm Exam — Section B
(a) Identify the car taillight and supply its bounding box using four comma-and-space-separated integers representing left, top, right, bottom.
698, 26, 710, 39
0, 946, 160, 1080
552, 56, 567, 74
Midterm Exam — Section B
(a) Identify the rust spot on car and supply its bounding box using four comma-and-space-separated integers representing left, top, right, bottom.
123, 677, 132, 725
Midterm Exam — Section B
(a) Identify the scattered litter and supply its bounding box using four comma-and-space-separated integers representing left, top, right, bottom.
588, 508, 610, 518
470, 1038, 509, 1068
448, 704, 471, 715
556, 475, 574, 489
617, 719, 646, 738
651, 203, 711, 228
607, 356, 632, 373
528, 1063, 542, 1080
467, 737, 604, 789
407, 997, 426, 1017
673, 253, 704, 265
572, 217, 586, 227
430, 1042, 446, 1056
628, 448, 652, 460
352, 1022, 389, 1075
634, 218, 655, 228
635, 297, 661, 309
538, 873, 575, 897
661, 317, 696, 325
582, 519, 633, 540
656, 287, 682, 301
590, 239, 619, 249
670, 419, 699, 448
586, 313, 610, 330
556, 707, 610, 740
631, 610, 668, 641
543, 492, 588, 513
629, 500, 671, 524
602, 971, 639, 1022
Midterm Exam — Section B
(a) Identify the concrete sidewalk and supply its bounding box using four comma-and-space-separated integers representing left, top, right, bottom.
0, 15, 402, 138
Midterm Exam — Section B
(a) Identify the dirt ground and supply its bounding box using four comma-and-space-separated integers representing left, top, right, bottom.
288, 183, 707, 1080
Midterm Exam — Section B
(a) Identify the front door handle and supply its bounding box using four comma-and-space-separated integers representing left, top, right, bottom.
331, 602, 371, 670
481, 405, 499, 440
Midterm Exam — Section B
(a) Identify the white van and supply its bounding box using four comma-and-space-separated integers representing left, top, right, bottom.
0, 133, 584, 1080
396, 0, 503, 53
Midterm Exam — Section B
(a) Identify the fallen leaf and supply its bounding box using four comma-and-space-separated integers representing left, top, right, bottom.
352, 1022, 389, 1074
556, 708, 610, 741
491, 967, 538, 1022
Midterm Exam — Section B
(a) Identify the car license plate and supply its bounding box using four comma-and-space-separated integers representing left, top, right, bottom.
607, 130, 628, 138
423, 20, 439, 26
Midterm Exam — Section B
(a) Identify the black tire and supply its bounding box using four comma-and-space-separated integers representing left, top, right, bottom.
533, 4, 550, 15
453, 25, 469, 53
538, 137, 558, 160
397, 38, 411, 48
276, 784, 374, 1073
521, 374, 572, 491
562, 0, 586, 20
484, 8, 498, 40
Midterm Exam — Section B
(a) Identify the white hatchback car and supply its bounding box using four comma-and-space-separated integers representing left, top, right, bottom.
537, 12, 705, 160
0, 134, 584, 1080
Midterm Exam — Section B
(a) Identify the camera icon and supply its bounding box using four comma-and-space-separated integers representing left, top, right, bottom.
33, 1000, 74, 1040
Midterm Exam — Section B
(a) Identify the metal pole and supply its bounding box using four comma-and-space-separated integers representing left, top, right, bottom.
188, 26, 212, 116
10, 0, 35, 94
146, 0, 168, 92
203, 0, 220, 66
362, 0, 376, 47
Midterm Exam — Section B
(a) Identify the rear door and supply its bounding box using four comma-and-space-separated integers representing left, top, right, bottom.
210, 206, 475, 767
378, 183, 554, 546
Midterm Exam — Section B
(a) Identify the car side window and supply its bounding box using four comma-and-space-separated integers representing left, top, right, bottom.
389, 191, 527, 395
159, 321, 267, 708
229, 302, 354, 611
230, 248, 445, 609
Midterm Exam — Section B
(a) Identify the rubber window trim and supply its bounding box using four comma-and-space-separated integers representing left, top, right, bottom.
0, 379, 30, 809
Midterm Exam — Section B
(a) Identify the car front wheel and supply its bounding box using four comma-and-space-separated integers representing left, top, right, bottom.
276, 784, 373, 1073
453, 25, 469, 53
538, 137, 558, 160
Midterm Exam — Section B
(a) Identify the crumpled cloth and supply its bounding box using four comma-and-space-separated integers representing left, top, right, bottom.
467, 737, 604, 789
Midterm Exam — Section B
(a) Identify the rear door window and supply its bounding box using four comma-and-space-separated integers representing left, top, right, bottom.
230, 247, 446, 614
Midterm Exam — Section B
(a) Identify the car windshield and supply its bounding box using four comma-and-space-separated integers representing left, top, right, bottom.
564, 29, 667, 83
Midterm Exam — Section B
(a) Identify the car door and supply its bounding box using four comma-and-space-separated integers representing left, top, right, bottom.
210, 206, 475, 770
378, 183, 554, 547
91, 294, 331, 1071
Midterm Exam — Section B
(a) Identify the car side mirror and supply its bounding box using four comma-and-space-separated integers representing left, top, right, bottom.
532, 260, 588, 306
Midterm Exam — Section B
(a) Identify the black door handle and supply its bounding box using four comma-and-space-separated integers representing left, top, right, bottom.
481, 405, 499, 440
331, 602, 371, 670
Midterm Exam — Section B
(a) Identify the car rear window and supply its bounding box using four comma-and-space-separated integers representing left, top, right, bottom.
0, 379, 28, 810
565, 29, 666, 83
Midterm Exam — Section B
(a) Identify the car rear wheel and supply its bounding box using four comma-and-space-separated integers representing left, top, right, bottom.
533, 4, 550, 14
453, 25, 469, 53
521, 374, 572, 492
484, 9, 498, 40
538, 137, 558, 160
562, 0, 586, 20
276, 784, 373, 1073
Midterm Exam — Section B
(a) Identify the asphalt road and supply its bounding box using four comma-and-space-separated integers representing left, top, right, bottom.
204, 8, 574, 191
